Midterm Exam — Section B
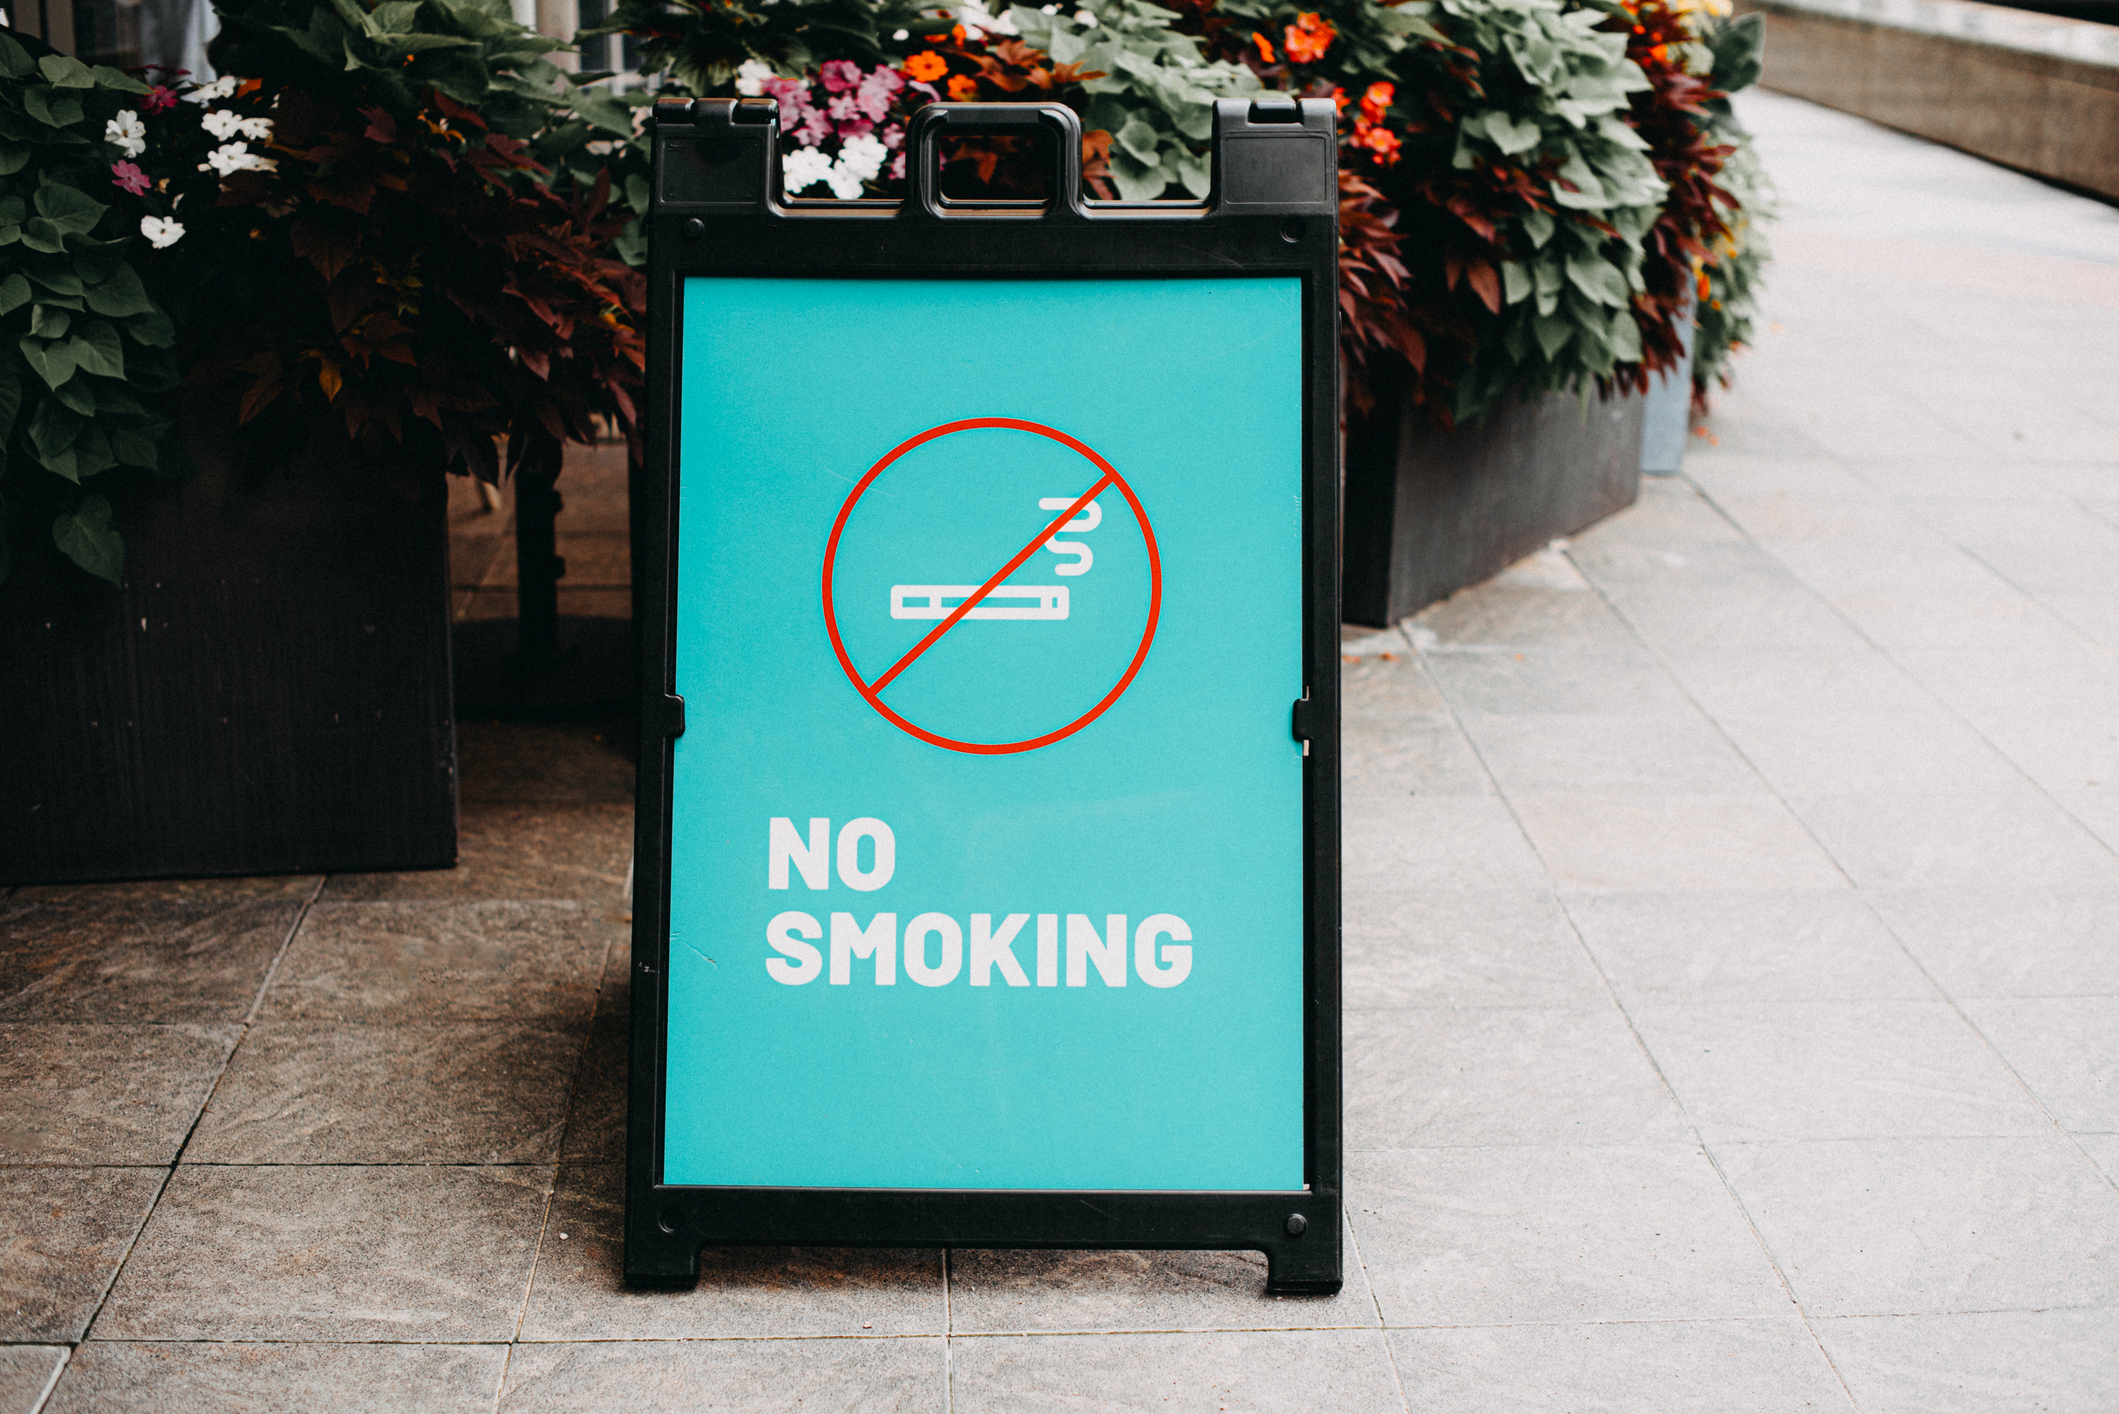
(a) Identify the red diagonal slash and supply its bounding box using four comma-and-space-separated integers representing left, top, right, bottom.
869, 474, 1114, 693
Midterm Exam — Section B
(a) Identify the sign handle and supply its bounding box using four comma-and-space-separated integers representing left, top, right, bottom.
903, 102, 1088, 220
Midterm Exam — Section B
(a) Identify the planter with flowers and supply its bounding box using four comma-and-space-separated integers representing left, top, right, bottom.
0, 2, 645, 883
602, 0, 1769, 624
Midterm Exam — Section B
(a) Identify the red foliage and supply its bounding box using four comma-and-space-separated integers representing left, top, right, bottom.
191, 85, 644, 484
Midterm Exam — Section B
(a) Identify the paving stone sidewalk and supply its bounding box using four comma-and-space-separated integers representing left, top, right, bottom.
4, 90, 2119, 1411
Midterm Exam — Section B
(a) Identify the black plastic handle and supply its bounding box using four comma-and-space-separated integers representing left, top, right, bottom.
904, 102, 1087, 219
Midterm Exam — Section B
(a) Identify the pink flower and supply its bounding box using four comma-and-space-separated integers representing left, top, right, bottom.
855, 66, 903, 123
142, 85, 177, 113
881, 123, 905, 151
818, 59, 862, 94
110, 161, 150, 195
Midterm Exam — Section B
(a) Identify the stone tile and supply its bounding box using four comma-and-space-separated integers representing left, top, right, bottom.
2043, 591, 2119, 654
0, 1023, 234, 1164
1868, 888, 2119, 997
1891, 648, 2119, 730
1343, 889, 1607, 1010
2081, 1133, 2119, 1185
558, 1009, 627, 1164
1962, 998, 2119, 1133
1457, 714, 1764, 797
1659, 648, 1935, 721
1913, 500, 2119, 596
1829, 587, 2093, 655
185, 1022, 586, 1164
0, 1347, 63, 1414
457, 721, 634, 805
1814, 1308, 2119, 1414
1711, 712, 2024, 797
1564, 891, 1936, 1004
1597, 579, 1874, 657
1339, 653, 1449, 714
96, 1164, 552, 1341
325, 802, 634, 903
1716, 1137, 2119, 1317
1977, 718, 2119, 795
948, 1223, 1375, 1333
1341, 718, 1493, 800
1411, 580, 1642, 651
1785, 790, 2119, 888
0, 1167, 163, 1341
1629, 1002, 2045, 1142
1842, 456, 2062, 500
518, 1165, 944, 1340
499, 1337, 944, 1413
1512, 796, 1847, 892
1342, 798, 1547, 892
0, 896, 298, 1023
950, 1330, 1403, 1414
1347, 1147, 1789, 1326
1686, 453, 1878, 500
45, 1342, 507, 1414
1345, 1006, 1687, 1149
1391, 1318, 1855, 1413
260, 901, 610, 1026
1425, 650, 1699, 717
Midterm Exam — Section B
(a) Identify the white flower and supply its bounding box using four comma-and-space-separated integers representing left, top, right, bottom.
892, 26, 910, 38
781, 145, 835, 198
198, 142, 277, 177
954, 0, 1017, 39
1074, 7, 1097, 24
105, 110, 147, 158
836, 134, 888, 186
140, 215, 185, 248
237, 116, 274, 141
202, 108, 245, 139
734, 58, 773, 96
188, 75, 238, 101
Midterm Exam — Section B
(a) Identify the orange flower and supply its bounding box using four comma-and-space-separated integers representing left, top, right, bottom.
1359, 81, 1393, 124
1329, 86, 1348, 114
1282, 12, 1335, 65
903, 51, 947, 82
947, 73, 981, 101
1252, 31, 1278, 63
1352, 120, 1401, 166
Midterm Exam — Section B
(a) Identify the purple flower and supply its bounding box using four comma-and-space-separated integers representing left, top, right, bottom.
819, 60, 862, 94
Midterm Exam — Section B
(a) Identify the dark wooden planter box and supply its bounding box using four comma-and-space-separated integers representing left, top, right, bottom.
1343, 374, 1645, 627
0, 406, 458, 884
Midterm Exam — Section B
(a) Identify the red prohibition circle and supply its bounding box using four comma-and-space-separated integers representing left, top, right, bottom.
821, 418, 1162, 756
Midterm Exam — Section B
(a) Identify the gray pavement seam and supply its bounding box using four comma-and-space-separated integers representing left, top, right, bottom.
70, 874, 328, 1357
23, 1346, 69, 1414
1400, 586, 1866, 1409
1342, 1207, 1413, 1412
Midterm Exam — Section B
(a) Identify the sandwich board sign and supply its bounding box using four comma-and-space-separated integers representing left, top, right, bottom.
628, 96, 1343, 1294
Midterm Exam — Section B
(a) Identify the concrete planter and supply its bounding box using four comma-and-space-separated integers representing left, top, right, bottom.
1342, 376, 1645, 627
0, 403, 458, 883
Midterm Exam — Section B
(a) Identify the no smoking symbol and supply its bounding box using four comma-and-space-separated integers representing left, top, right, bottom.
822, 419, 1163, 755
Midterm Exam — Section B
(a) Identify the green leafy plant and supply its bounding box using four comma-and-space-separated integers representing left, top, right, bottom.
0, 33, 185, 586
1690, 10, 1769, 406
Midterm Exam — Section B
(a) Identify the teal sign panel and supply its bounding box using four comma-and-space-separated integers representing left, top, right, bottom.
665, 275, 1305, 1191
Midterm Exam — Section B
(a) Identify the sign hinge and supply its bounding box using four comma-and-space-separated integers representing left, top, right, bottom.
657, 694, 687, 739
1291, 692, 1313, 756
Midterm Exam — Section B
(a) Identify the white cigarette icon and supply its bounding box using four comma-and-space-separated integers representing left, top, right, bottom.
890, 585, 1069, 621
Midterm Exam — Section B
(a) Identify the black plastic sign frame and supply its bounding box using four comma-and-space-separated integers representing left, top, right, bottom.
629, 96, 1343, 1295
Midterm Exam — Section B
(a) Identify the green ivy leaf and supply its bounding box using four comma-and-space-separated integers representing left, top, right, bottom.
69, 320, 124, 379
0, 145, 26, 176
125, 307, 175, 349
1565, 255, 1628, 308
20, 335, 78, 390
111, 427, 159, 471
0, 273, 29, 317
89, 64, 152, 93
36, 54, 97, 88
28, 266, 84, 298
84, 264, 155, 318
19, 218, 66, 254
35, 183, 108, 236
21, 88, 85, 130
28, 401, 84, 478
0, 33, 35, 80
0, 359, 19, 443
52, 373, 96, 416
52, 494, 124, 585
29, 305, 71, 340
